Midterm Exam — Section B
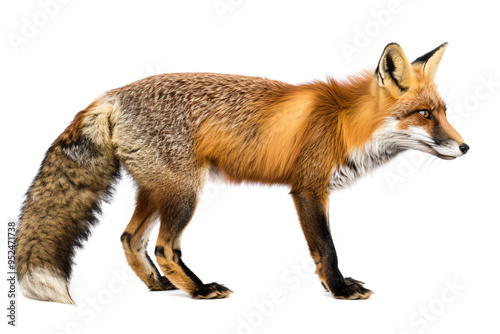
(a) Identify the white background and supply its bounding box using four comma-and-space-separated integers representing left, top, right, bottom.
1, 0, 499, 333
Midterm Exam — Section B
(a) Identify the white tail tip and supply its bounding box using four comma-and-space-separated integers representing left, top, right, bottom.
20, 268, 75, 305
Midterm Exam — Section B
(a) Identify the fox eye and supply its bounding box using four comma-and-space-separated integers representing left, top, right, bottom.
418, 109, 433, 120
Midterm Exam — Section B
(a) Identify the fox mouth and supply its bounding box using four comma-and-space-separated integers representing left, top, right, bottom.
419, 141, 458, 160
436, 154, 456, 160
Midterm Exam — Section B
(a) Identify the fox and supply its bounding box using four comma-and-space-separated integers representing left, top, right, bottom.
15, 42, 468, 304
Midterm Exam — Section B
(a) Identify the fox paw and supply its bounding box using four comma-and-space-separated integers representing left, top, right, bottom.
192, 283, 233, 299
331, 278, 373, 300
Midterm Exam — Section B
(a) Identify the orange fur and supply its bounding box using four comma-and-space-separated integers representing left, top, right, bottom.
194, 71, 392, 194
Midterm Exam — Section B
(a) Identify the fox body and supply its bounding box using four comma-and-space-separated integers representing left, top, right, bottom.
15, 43, 468, 304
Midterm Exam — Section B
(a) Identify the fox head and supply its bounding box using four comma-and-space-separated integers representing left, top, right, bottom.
374, 43, 469, 160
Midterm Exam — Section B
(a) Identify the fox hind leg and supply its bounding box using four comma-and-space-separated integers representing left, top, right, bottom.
154, 187, 232, 299
121, 187, 176, 291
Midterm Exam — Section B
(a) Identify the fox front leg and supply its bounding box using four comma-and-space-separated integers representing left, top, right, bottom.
291, 191, 373, 300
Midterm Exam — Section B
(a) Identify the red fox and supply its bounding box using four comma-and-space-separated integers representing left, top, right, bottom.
15, 43, 468, 304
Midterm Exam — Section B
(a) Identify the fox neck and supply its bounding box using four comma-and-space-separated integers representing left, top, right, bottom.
307, 72, 403, 190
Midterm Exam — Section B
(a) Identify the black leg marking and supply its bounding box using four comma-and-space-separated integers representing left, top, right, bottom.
120, 232, 132, 247
154, 246, 165, 257
174, 249, 204, 287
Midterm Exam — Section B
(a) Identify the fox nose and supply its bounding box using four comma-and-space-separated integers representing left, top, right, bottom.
459, 143, 470, 154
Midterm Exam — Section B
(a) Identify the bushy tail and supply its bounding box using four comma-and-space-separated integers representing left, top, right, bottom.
15, 98, 121, 304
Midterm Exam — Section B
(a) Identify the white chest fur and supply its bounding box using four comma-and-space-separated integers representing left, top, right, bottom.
328, 129, 402, 191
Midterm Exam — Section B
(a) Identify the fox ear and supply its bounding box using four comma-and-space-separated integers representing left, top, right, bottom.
375, 43, 414, 96
412, 42, 448, 80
